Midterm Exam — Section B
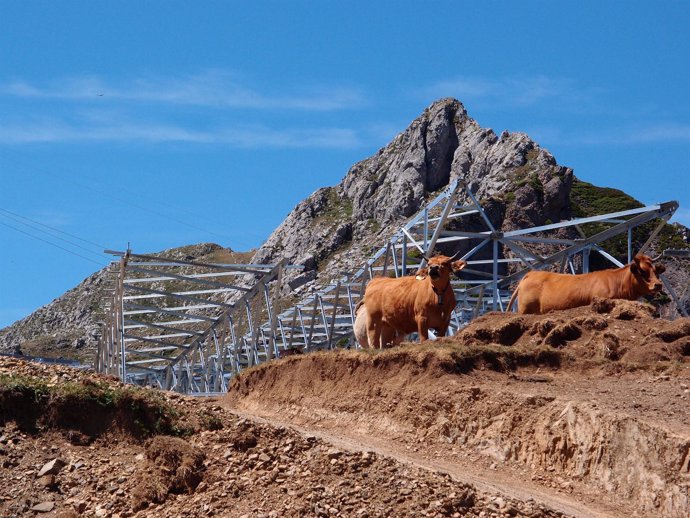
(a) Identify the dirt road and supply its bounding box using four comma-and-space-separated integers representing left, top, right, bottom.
225, 300, 690, 518
1, 299, 688, 517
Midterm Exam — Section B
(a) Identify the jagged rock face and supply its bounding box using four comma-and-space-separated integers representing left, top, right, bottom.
254, 98, 575, 287
342, 100, 461, 224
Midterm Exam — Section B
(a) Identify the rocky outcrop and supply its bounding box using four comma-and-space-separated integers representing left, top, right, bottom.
254, 98, 575, 288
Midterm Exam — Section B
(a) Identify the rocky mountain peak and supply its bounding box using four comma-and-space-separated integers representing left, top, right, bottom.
254, 97, 574, 288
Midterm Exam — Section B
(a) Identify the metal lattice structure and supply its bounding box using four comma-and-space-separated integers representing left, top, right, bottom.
98, 179, 681, 393
96, 252, 302, 392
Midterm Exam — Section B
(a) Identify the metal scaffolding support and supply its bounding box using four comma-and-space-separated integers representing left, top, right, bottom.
97, 250, 299, 393
98, 179, 680, 393
262, 180, 679, 354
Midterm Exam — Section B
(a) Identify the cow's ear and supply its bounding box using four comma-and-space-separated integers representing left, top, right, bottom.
655, 263, 666, 274
630, 262, 640, 275
451, 260, 466, 271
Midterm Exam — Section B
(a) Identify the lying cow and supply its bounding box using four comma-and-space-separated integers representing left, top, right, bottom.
507, 253, 665, 314
353, 300, 405, 349
364, 253, 466, 348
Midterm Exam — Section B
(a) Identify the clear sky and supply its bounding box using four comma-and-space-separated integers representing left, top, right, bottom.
1, 1, 689, 328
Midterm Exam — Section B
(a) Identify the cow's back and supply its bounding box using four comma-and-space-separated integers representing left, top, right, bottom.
519, 270, 620, 313
364, 276, 423, 334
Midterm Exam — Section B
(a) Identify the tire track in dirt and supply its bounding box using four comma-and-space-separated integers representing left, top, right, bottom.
226, 407, 612, 518
224, 302, 690, 517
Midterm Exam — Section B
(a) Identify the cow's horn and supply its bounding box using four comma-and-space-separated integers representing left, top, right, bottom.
449, 250, 463, 261
651, 253, 663, 262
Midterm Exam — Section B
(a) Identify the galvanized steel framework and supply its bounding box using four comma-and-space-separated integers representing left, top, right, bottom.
97, 180, 680, 393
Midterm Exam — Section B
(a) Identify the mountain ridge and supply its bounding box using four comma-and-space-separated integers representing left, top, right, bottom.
2, 98, 688, 359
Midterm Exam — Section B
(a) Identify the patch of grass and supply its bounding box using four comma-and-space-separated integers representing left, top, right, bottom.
433, 342, 563, 373
509, 149, 539, 186
569, 178, 689, 264
203, 249, 256, 264
353, 342, 563, 374
0, 374, 191, 438
197, 409, 223, 431
316, 188, 354, 223
570, 178, 642, 218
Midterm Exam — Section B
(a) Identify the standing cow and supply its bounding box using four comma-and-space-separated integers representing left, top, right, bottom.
508, 253, 665, 314
364, 253, 466, 348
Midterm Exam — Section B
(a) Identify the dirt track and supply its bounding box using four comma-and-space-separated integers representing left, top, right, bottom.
1, 299, 689, 517
225, 300, 690, 518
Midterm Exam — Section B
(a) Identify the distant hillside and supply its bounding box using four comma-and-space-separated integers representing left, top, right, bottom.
2, 98, 688, 360
0, 243, 245, 362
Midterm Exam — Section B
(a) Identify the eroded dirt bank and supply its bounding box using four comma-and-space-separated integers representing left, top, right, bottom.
226, 300, 690, 518
1, 299, 688, 517
1, 357, 573, 518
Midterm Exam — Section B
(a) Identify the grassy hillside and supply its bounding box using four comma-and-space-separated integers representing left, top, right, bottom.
569, 179, 688, 266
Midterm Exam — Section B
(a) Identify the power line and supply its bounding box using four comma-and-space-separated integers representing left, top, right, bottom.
0, 220, 107, 267
0, 210, 108, 261
0, 152, 249, 247
66, 178, 241, 244
0, 207, 106, 250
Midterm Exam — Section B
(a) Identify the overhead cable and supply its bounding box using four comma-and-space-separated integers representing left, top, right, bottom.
0, 220, 107, 267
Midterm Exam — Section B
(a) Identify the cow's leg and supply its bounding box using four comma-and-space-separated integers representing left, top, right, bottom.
366, 319, 382, 350
392, 331, 406, 347
416, 317, 429, 342
380, 325, 396, 348
435, 323, 449, 338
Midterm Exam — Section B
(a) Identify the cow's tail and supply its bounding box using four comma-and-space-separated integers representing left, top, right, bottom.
355, 297, 365, 314
507, 285, 519, 313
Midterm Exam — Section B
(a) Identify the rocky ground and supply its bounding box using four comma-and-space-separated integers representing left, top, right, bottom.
1, 361, 568, 518
1, 299, 689, 517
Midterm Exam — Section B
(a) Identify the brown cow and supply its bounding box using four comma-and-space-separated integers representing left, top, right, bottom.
364, 253, 466, 348
507, 253, 665, 314
354, 268, 430, 348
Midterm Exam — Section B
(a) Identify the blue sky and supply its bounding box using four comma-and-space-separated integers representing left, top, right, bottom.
1, 1, 689, 327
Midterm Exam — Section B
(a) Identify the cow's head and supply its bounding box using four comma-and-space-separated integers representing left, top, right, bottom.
629, 254, 665, 295
425, 252, 467, 288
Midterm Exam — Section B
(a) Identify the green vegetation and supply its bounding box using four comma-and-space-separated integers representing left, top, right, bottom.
367, 218, 381, 233
437, 343, 563, 373
510, 149, 539, 184
513, 171, 544, 195
197, 409, 223, 431
570, 178, 643, 217
354, 341, 563, 373
569, 178, 688, 265
204, 249, 256, 265
0, 374, 190, 438
506, 149, 546, 203
317, 188, 354, 223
